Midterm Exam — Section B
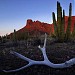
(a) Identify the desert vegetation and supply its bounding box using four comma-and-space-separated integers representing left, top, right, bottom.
0, 1, 75, 75
52, 2, 75, 42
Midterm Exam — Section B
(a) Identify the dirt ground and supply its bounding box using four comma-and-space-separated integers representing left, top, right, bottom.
0, 41, 75, 75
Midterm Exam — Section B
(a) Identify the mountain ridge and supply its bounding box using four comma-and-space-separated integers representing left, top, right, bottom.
9, 16, 75, 37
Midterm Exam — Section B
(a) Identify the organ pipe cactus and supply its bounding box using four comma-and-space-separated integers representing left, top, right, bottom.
72, 23, 75, 40
52, 12, 58, 37
66, 3, 72, 41
60, 9, 65, 41
52, 1, 72, 42
13, 29, 17, 43
57, 1, 62, 40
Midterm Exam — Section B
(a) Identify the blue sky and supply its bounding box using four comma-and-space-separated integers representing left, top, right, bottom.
0, 0, 75, 36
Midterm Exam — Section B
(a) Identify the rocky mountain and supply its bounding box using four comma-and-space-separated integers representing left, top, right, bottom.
65, 16, 75, 32
9, 16, 75, 40
17, 16, 75, 34
17, 19, 53, 35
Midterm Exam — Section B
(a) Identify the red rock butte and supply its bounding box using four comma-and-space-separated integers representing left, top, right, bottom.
25, 19, 54, 34
18, 16, 75, 34
65, 16, 75, 32
10, 16, 75, 36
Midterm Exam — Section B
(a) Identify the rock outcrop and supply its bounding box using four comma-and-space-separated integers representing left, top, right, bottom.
9, 16, 75, 38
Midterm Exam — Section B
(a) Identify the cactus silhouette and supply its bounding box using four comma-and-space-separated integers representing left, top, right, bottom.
66, 3, 72, 41
52, 1, 72, 42
52, 12, 58, 37
71, 23, 75, 40
13, 29, 17, 43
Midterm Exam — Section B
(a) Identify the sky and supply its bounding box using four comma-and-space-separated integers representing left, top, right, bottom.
0, 0, 75, 36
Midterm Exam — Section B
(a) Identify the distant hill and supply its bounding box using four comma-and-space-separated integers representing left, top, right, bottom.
9, 16, 75, 40
64, 16, 75, 32
18, 16, 75, 34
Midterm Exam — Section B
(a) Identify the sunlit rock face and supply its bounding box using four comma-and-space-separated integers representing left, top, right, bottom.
65, 16, 75, 32
24, 16, 75, 34
25, 19, 53, 35
9, 16, 75, 36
